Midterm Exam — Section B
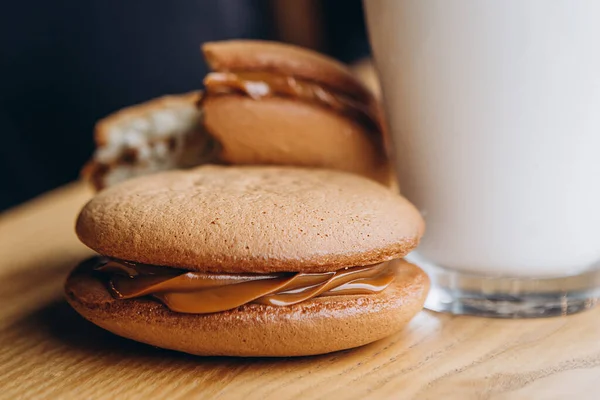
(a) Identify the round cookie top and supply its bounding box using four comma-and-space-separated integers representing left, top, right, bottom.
76, 166, 424, 273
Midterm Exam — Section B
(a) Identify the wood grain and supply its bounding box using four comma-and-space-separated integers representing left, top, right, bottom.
1, 182, 599, 400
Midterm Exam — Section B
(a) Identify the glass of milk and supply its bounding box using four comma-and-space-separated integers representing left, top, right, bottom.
364, 0, 600, 317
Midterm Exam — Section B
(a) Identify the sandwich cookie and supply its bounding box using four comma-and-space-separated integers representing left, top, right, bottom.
66, 166, 427, 356
201, 40, 394, 187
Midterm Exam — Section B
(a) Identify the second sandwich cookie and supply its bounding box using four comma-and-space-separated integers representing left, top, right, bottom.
66, 166, 428, 356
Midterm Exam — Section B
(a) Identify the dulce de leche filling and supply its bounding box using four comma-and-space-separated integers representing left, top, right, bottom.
204, 71, 380, 132
94, 259, 395, 314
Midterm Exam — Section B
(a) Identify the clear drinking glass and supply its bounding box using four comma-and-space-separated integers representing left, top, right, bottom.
364, 0, 600, 317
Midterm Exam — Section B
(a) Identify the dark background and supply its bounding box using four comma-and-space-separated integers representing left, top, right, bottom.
0, 0, 369, 211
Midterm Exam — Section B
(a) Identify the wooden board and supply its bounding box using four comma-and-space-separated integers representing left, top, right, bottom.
1, 182, 599, 399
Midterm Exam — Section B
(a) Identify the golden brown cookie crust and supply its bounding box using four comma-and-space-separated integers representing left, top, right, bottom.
76, 166, 424, 273
64, 258, 429, 357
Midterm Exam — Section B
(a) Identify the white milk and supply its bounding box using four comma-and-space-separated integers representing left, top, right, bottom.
365, 0, 600, 277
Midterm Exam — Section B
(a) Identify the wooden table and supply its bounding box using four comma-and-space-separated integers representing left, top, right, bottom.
1, 182, 600, 399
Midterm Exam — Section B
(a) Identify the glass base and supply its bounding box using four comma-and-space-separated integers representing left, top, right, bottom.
408, 253, 600, 318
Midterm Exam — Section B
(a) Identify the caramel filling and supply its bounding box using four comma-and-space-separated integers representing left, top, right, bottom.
203, 71, 380, 132
94, 259, 395, 314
